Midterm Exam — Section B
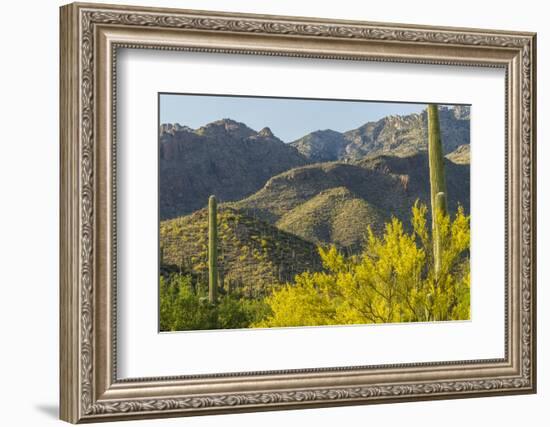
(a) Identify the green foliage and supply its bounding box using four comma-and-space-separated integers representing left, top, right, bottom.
159, 272, 271, 331
256, 202, 470, 327
160, 274, 217, 331
160, 199, 470, 331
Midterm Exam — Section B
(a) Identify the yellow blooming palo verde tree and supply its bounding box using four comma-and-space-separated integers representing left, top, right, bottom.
256, 105, 470, 327
255, 202, 470, 327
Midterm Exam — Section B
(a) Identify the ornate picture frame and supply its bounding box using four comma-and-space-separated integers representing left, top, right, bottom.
60, 2, 536, 423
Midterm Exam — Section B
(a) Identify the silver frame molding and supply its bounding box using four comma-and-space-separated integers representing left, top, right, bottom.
60, 2, 537, 423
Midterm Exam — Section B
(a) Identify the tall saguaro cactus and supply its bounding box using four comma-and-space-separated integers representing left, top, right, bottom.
427, 104, 448, 277
208, 195, 218, 303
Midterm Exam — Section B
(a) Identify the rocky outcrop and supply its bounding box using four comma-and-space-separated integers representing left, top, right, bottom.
446, 144, 470, 164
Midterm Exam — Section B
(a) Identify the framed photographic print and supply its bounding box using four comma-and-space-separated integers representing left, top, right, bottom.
59, 2, 537, 423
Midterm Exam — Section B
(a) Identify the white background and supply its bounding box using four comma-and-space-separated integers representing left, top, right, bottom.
0, 0, 545, 426
118, 50, 505, 377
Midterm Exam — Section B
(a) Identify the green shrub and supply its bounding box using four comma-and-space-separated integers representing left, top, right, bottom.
160, 274, 217, 331
160, 273, 271, 331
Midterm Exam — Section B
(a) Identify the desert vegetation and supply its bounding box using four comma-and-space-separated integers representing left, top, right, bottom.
159, 104, 471, 331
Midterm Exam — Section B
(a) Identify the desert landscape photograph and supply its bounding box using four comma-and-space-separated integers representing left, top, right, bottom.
158, 94, 471, 331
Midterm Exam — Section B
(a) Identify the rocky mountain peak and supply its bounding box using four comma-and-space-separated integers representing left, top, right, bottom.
197, 118, 256, 139
159, 118, 307, 219
257, 127, 275, 138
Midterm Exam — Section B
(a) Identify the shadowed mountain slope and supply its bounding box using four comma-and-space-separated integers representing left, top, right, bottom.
230, 152, 469, 249
160, 119, 307, 219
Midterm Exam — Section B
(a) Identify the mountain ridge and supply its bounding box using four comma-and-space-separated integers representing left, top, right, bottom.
160, 119, 308, 219
290, 105, 470, 161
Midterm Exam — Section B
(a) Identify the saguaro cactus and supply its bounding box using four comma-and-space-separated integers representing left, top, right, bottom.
427, 105, 448, 277
208, 195, 218, 303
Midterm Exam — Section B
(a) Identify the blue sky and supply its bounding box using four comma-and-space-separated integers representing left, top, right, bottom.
160, 93, 428, 142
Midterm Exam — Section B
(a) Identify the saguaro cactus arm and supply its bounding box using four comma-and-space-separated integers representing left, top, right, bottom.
428, 105, 447, 215
427, 105, 448, 277
208, 195, 218, 303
